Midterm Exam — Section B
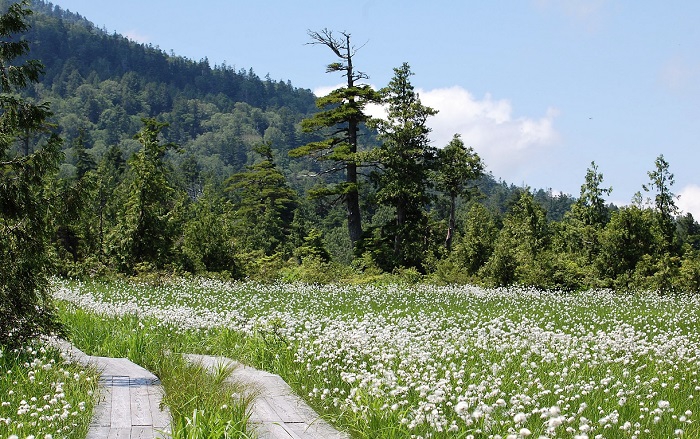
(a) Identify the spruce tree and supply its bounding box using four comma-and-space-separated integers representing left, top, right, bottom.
0, 0, 63, 347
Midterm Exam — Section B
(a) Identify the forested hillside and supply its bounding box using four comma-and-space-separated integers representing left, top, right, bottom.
4, 0, 700, 295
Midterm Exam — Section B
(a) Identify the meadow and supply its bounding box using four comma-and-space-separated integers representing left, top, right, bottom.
46, 278, 700, 438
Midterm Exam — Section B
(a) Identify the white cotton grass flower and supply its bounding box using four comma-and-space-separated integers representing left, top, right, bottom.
50, 278, 700, 438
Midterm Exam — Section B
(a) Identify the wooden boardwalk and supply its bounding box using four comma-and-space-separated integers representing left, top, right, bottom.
54, 340, 349, 438
184, 354, 350, 439
54, 340, 171, 439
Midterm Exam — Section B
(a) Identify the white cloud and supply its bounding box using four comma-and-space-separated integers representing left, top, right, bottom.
314, 84, 559, 179
124, 29, 150, 44
677, 184, 700, 219
418, 86, 559, 178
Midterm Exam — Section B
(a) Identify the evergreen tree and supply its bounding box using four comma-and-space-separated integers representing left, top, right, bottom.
227, 142, 297, 256
95, 144, 125, 261
181, 185, 238, 274
368, 63, 437, 269
0, 0, 63, 347
435, 133, 484, 251
455, 203, 497, 275
483, 191, 550, 287
643, 154, 678, 249
572, 161, 612, 227
289, 29, 380, 247
111, 118, 179, 271
559, 162, 612, 267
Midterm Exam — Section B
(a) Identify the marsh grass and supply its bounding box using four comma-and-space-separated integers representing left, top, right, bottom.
0, 342, 98, 438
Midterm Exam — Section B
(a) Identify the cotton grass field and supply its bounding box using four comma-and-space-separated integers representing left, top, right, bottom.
53, 278, 700, 438
0, 342, 98, 438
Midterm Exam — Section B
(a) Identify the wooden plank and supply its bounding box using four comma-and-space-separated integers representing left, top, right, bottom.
263, 396, 307, 423
258, 375, 294, 398
130, 378, 153, 426
106, 428, 131, 439
91, 379, 113, 427
148, 384, 170, 430
264, 422, 305, 439
85, 426, 111, 439
287, 421, 351, 439
130, 426, 157, 439
250, 397, 281, 423
109, 376, 132, 428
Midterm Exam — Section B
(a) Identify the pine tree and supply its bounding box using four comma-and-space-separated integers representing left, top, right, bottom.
227, 142, 297, 256
0, 0, 64, 347
111, 118, 179, 271
289, 29, 380, 247
370, 63, 437, 269
435, 134, 484, 251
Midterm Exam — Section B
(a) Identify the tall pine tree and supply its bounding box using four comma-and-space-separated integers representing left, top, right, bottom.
0, 0, 64, 347
289, 29, 379, 247
370, 63, 437, 269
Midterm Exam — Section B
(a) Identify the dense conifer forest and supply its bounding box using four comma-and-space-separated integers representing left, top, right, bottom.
4, 0, 700, 330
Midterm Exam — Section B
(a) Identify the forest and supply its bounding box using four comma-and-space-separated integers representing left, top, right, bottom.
3, 0, 700, 345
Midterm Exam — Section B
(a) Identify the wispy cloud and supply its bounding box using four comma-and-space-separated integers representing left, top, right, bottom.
124, 29, 150, 44
533, 0, 609, 32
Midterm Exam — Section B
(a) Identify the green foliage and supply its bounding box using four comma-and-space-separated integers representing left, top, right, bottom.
110, 118, 181, 271
454, 203, 498, 276
482, 191, 551, 287
435, 134, 484, 251
596, 206, 659, 289
367, 63, 437, 270
226, 142, 297, 256
180, 186, 239, 275
643, 154, 679, 250
0, 0, 64, 348
0, 341, 98, 437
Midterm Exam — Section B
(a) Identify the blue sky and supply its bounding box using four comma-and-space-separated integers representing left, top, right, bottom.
51, 1, 700, 216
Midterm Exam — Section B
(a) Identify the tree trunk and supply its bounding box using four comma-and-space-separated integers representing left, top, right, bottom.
345, 36, 363, 247
346, 161, 362, 245
445, 193, 456, 251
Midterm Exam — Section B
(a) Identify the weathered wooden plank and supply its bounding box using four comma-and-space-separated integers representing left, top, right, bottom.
130, 426, 158, 439
106, 427, 132, 439
91, 379, 113, 427
263, 395, 308, 423
85, 426, 111, 439
109, 376, 132, 428
249, 396, 281, 423
148, 384, 170, 430
287, 421, 351, 439
258, 375, 294, 398
130, 378, 153, 426
263, 422, 305, 439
